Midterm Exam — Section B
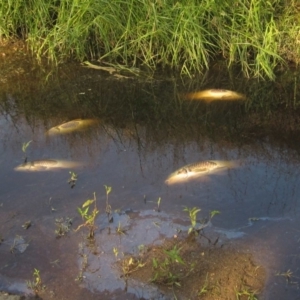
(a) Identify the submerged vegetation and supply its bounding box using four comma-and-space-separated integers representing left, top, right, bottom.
0, 0, 299, 79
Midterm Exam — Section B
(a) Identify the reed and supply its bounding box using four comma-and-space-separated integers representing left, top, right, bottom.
0, 0, 299, 79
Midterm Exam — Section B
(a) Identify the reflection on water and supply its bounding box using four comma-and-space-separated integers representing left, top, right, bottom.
1, 60, 300, 299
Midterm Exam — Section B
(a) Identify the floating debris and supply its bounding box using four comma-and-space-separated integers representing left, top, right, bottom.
46, 119, 98, 136
184, 89, 246, 102
82, 61, 141, 79
55, 217, 73, 237
68, 171, 78, 188
10, 235, 30, 253
14, 159, 83, 172
22, 221, 31, 230
165, 160, 238, 184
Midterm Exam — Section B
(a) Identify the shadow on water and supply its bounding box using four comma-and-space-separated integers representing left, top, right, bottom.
1, 45, 300, 299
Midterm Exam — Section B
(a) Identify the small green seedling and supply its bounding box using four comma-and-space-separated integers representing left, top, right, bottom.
22, 140, 32, 153
236, 287, 258, 300
104, 185, 113, 222
50, 259, 60, 267
113, 247, 119, 258
151, 259, 181, 286
68, 171, 78, 188
183, 206, 201, 235
164, 245, 185, 265
198, 273, 209, 296
26, 268, 45, 294
116, 222, 127, 235
157, 197, 161, 212
22, 140, 32, 162
121, 257, 145, 278
138, 244, 147, 255
75, 192, 99, 239
276, 269, 299, 285
151, 245, 185, 287
210, 210, 220, 219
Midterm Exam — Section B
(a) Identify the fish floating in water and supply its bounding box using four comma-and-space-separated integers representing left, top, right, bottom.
46, 119, 98, 136
184, 89, 246, 102
165, 160, 238, 184
14, 159, 83, 172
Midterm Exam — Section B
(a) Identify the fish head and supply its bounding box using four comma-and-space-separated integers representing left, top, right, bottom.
14, 161, 36, 171
165, 168, 191, 184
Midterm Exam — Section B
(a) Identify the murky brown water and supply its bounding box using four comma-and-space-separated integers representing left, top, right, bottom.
1, 48, 300, 299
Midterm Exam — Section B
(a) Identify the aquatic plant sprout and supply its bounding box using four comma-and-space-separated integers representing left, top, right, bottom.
76, 192, 99, 239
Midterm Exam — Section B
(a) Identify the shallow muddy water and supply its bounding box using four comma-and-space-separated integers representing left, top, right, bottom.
1, 51, 300, 299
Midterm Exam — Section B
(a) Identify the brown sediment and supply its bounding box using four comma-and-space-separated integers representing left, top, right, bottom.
123, 236, 266, 300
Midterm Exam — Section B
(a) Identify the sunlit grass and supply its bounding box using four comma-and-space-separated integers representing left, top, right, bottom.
0, 0, 299, 79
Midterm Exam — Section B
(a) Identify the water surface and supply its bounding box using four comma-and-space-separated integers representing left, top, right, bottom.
1, 57, 300, 299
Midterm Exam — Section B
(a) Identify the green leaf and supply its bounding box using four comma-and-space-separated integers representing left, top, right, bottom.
152, 258, 158, 268
22, 140, 32, 153
78, 206, 89, 218
77, 207, 83, 215
104, 185, 112, 195
191, 207, 201, 215
210, 210, 220, 219
82, 199, 95, 208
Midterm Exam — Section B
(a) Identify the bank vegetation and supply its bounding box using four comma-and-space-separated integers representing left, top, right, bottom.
0, 0, 300, 79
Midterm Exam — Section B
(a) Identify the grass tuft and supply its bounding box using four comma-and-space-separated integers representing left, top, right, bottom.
0, 0, 299, 79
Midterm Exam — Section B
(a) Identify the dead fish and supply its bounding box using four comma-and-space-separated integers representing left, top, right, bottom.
165, 160, 237, 184
184, 89, 246, 102
14, 159, 83, 172
46, 119, 98, 136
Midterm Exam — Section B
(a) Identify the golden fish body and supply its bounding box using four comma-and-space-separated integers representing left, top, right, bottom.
165, 160, 237, 184
14, 159, 83, 171
184, 89, 246, 102
46, 119, 98, 136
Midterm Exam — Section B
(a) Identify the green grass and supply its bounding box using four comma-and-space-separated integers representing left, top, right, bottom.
75, 192, 99, 239
0, 0, 299, 79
